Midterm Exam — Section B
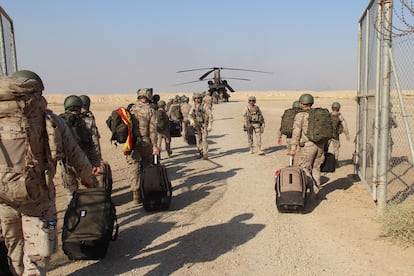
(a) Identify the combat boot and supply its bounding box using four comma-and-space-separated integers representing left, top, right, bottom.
249, 147, 254, 154
257, 147, 264, 155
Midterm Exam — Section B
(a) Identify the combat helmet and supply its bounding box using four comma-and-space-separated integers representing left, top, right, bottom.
64, 95, 83, 112
248, 96, 256, 103
79, 95, 91, 109
299, 93, 314, 105
137, 88, 153, 101
158, 100, 166, 107
12, 70, 44, 92
193, 92, 202, 100
292, 100, 300, 109
332, 102, 341, 110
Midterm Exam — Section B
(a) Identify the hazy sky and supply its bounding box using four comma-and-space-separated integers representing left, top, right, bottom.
2, 1, 370, 94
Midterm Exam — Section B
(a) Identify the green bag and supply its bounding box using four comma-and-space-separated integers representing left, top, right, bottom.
305, 108, 333, 143
280, 108, 300, 138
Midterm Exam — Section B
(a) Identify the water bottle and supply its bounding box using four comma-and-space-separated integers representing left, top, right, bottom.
38, 220, 57, 257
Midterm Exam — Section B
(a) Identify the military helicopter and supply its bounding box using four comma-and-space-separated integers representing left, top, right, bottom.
176, 67, 272, 103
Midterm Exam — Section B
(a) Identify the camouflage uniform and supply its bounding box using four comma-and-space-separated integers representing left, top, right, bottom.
328, 112, 350, 166
60, 109, 101, 200
190, 94, 213, 159
156, 103, 172, 158
243, 98, 265, 154
128, 97, 158, 201
0, 108, 93, 276
290, 111, 325, 192
180, 97, 192, 139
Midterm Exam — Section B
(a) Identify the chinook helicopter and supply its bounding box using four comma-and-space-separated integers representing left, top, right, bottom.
176, 67, 272, 103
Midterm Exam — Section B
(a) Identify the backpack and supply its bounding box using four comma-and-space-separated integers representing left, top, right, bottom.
60, 112, 90, 150
156, 109, 169, 132
170, 105, 183, 120
0, 76, 50, 204
305, 107, 333, 143
106, 107, 130, 143
280, 108, 300, 138
331, 113, 343, 140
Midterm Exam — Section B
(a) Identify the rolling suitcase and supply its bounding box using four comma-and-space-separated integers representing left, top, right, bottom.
320, 152, 336, 173
140, 155, 172, 212
185, 125, 196, 145
169, 120, 182, 137
62, 188, 119, 260
274, 156, 309, 212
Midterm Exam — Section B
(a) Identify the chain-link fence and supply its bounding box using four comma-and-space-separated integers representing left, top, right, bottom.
0, 6, 17, 75
357, 0, 414, 210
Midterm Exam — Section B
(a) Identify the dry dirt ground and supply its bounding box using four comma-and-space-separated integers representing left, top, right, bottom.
45, 93, 414, 276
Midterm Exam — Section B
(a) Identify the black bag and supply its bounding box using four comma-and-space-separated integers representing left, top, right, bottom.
274, 157, 309, 212
62, 188, 119, 260
185, 125, 196, 145
321, 152, 336, 173
169, 120, 181, 137
96, 161, 113, 193
140, 156, 172, 212
0, 241, 12, 276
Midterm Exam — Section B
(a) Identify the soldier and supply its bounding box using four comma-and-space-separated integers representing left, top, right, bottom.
156, 100, 172, 158
79, 94, 103, 166
243, 96, 265, 154
190, 93, 213, 159
168, 96, 183, 126
0, 70, 95, 276
60, 95, 102, 199
180, 95, 192, 140
202, 91, 213, 110
288, 93, 325, 198
277, 100, 301, 152
328, 102, 350, 168
128, 88, 160, 204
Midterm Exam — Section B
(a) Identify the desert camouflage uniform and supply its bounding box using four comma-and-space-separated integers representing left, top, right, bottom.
128, 101, 158, 192
202, 93, 213, 110
190, 99, 213, 159
328, 112, 350, 165
290, 111, 325, 191
243, 105, 265, 153
180, 100, 192, 139
156, 107, 172, 158
0, 109, 93, 276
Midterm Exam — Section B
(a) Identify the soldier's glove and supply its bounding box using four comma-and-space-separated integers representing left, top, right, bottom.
207, 124, 212, 132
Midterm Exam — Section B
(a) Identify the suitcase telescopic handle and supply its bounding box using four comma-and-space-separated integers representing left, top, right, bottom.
289, 156, 293, 167
153, 154, 159, 165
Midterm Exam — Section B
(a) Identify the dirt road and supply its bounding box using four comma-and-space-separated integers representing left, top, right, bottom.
48, 97, 414, 275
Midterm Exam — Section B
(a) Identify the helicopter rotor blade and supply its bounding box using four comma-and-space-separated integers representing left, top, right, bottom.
172, 79, 205, 86
221, 68, 273, 74
222, 77, 251, 81
199, 69, 215, 80
176, 68, 216, 73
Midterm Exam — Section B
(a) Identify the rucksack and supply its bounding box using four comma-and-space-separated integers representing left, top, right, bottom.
280, 108, 300, 138
170, 105, 183, 120
106, 107, 130, 143
0, 76, 49, 204
60, 112, 91, 150
305, 107, 333, 143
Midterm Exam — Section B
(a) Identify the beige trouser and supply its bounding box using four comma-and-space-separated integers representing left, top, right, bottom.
328, 138, 340, 161
127, 142, 154, 192
296, 141, 325, 188
195, 124, 209, 156
247, 124, 263, 149
0, 190, 57, 276
157, 130, 172, 157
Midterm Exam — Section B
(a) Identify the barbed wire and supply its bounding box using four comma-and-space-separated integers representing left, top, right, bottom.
373, 0, 414, 38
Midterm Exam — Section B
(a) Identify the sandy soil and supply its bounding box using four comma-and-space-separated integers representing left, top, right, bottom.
44, 91, 414, 276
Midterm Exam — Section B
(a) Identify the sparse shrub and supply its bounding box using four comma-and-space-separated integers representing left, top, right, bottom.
381, 204, 414, 244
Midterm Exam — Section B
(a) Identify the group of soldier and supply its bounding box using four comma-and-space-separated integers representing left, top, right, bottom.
245, 93, 350, 198
0, 70, 352, 276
